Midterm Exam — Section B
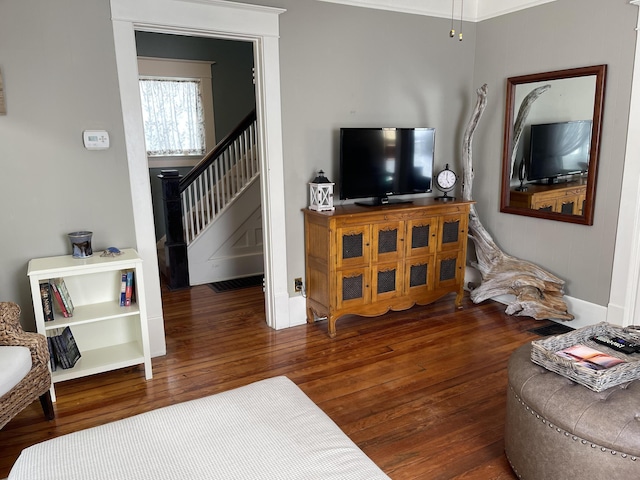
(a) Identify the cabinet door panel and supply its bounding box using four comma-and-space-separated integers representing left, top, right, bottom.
435, 251, 464, 289
371, 262, 402, 302
558, 194, 580, 215
336, 267, 370, 309
403, 255, 435, 294
405, 218, 438, 257
372, 221, 403, 264
336, 225, 370, 268
559, 198, 576, 215
437, 214, 467, 252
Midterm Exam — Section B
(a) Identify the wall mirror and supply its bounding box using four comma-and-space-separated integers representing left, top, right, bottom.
500, 65, 607, 225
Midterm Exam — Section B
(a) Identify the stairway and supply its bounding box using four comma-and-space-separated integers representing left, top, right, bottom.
158, 109, 263, 287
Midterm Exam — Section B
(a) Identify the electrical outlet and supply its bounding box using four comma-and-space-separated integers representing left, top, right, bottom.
294, 278, 303, 292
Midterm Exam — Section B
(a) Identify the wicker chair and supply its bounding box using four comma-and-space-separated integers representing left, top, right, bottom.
0, 301, 54, 429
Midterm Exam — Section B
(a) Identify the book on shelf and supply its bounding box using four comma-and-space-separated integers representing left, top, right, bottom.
120, 271, 127, 307
50, 281, 70, 317
120, 269, 135, 307
556, 344, 626, 371
50, 278, 74, 317
54, 278, 74, 315
39, 281, 55, 322
46, 336, 57, 372
48, 326, 81, 370
125, 270, 134, 306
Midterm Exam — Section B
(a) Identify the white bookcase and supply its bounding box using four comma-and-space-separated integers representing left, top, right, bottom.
27, 248, 152, 401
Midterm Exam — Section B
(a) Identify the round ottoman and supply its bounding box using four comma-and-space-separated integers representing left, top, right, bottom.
506, 343, 640, 479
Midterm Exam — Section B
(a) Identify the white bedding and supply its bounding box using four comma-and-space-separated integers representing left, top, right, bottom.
9, 376, 390, 480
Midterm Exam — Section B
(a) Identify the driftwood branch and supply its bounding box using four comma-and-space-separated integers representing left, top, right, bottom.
462, 84, 573, 321
509, 85, 550, 180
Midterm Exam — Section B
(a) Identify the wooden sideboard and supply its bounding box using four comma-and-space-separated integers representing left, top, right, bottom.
509, 180, 586, 215
303, 199, 472, 337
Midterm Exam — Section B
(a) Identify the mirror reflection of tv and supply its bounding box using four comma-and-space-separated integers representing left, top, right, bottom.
339, 127, 435, 206
527, 120, 592, 184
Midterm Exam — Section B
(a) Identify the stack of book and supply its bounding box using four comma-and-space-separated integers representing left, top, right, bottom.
47, 326, 81, 371
39, 278, 75, 319
38, 277, 81, 371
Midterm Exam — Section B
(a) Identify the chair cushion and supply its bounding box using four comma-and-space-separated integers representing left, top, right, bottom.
0, 346, 32, 398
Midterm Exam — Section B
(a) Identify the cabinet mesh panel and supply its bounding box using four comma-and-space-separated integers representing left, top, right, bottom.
342, 275, 363, 301
439, 258, 457, 281
342, 233, 363, 259
561, 202, 574, 215
378, 229, 397, 254
442, 221, 459, 244
411, 224, 430, 249
538, 205, 553, 212
377, 269, 396, 293
410, 263, 428, 287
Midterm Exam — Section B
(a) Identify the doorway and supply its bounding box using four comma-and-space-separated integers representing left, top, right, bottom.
135, 31, 264, 286
111, 0, 290, 357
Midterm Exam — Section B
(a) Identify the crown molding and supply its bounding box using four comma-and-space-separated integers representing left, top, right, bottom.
476, 0, 555, 21
315, 0, 556, 22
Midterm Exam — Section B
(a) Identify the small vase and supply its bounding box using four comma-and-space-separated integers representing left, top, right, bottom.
68, 231, 93, 258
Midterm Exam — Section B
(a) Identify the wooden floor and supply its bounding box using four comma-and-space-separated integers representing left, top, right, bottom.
0, 282, 552, 478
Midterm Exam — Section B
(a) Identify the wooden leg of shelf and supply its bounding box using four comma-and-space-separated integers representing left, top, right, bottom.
306, 307, 315, 324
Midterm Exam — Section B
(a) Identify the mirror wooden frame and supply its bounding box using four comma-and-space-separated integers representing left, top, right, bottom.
499, 64, 607, 225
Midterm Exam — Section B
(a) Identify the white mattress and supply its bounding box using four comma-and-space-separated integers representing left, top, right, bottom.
9, 376, 390, 480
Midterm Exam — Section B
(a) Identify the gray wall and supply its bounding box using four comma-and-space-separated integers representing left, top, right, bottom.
0, 0, 136, 329
237, 0, 478, 296
472, 0, 636, 305
0, 0, 635, 331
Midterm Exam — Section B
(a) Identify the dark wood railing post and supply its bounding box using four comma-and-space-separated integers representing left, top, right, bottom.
159, 170, 190, 290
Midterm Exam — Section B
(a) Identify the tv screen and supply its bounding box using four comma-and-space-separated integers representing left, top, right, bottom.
339, 127, 434, 205
527, 120, 592, 183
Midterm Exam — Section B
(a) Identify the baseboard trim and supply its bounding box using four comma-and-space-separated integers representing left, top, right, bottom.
288, 294, 308, 328
286, 275, 609, 332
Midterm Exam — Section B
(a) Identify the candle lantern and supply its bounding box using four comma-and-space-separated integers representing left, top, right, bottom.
308, 170, 335, 211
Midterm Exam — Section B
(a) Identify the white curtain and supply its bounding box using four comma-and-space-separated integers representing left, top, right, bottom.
139, 78, 205, 156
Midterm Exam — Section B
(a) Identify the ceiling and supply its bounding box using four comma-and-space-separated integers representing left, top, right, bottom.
316, 0, 556, 22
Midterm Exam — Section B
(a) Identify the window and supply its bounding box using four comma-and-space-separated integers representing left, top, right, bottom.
139, 78, 205, 156
137, 58, 216, 168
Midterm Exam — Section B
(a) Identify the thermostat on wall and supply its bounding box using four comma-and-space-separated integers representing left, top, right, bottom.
83, 130, 110, 150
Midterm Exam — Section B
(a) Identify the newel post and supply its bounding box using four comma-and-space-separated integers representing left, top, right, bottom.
158, 170, 190, 290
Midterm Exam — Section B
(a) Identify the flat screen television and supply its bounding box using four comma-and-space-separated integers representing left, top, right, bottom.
339, 127, 435, 206
527, 120, 592, 184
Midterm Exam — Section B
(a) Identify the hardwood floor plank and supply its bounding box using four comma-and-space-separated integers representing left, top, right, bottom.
0, 281, 554, 478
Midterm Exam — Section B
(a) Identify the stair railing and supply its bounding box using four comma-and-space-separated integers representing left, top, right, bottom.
160, 108, 259, 289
